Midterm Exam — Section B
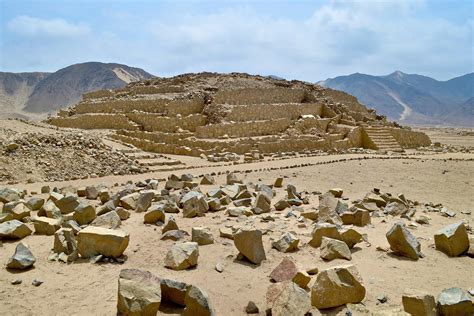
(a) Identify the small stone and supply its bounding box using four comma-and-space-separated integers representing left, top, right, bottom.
11, 279, 22, 285
144, 205, 165, 224
215, 263, 224, 273
245, 301, 259, 314
32, 279, 43, 286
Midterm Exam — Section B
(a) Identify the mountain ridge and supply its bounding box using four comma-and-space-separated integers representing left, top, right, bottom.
319, 71, 474, 127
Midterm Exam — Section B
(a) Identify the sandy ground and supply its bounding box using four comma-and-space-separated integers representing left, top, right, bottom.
0, 125, 473, 315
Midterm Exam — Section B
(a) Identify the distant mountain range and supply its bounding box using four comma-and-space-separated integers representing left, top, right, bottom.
319, 71, 474, 127
0, 62, 154, 119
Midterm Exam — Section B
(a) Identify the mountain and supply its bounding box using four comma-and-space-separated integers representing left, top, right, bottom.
319, 71, 474, 127
0, 62, 154, 118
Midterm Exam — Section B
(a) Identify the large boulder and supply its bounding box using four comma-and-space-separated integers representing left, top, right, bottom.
73, 203, 97, 225
320, 237, 352, 261
164, 242, 199, 270
234, 227, 266, 264
77, 226, 129, 258
117, 269, 162, 316
272, 232, 299, 253
402, 289, 437, 316
309, 223, 342, 248
311, 265, 366, 309
386, 221, 421, 260
33, 216, 61, 235
183, 285, 216, 316
437, 287, 474, 316
0, 220, 32, 239
6, 242, 36, 270
266, 281, 311, 316
181, 191, 209, 218
434, 222, 470, 257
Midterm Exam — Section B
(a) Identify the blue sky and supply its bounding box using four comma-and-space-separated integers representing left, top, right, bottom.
1, 0, 473, 81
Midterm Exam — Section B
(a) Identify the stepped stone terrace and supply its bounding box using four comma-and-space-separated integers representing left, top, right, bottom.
48, 72, 431, 157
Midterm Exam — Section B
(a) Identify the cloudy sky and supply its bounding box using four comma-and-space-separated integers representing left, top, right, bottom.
1, 0, 473, 81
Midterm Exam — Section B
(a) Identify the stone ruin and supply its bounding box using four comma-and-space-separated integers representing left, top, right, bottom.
47, 72, 431, 157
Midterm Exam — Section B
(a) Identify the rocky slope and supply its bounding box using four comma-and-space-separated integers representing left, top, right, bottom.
319, 71, 474, 127
0, 62, 153, 118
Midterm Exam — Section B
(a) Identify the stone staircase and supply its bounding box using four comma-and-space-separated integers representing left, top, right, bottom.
118, 148, 185, 172
363, 126, 403, 152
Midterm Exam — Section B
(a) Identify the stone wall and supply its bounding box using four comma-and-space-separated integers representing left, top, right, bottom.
75, 97, 204, 116
214, 88, 306, 105
294, 117, 331, 133
82, 90, 114, 100
196, 118, 292, 138
226, 103, 323, 122
48, 114, 139, 130
127, 113, 206, 132
390, 128, 431, 148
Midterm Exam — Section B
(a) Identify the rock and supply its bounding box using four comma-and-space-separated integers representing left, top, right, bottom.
32, 279, 43, 287
11, 279, 22, 285
402, 289, 437, 316
33, 216, 61, 235
274, 199, 290, 211
161, 230, 189, 241
219, 227, 234, 239
117, 269, 161, 316
162, 216, 179, 234
309, 223, 342, 248
341, 208, 371, 227
26, 197, 45, 211
53, 228, 77, 261
227, 206, 253, 217
311, 265, 366, 309
0, 213, 13, 223
386, 221, 421, 260
6, 242, 36, 270
274, 177, 284, 188
245, 301, 259, 314
120, 192, 140, 210
339, 227, 363, 249
415, 214, 431, 225
85, 186, 99, 200
434, 222, 470, 257
306, 267, 319, 275
270, 257, 298, 282
253, 193, 271, 213
4, 202, 30, 221
318, 192, 343, 224
181, 191, 209, 218
329, 188, 343, 198
364, 192, 387, 207
115, 207, 131, 220
136, 190, 155, 212
164, 242, 199, 270
55, 194, 80, 214
215, 263, 224, 273
91, 211, 121, 229
165, 179, 184, 190
233, 198, 252, 207
73, 203, 97, 225
234, 227, 266, 264
200, 175, 215, 185
287, 184, 300, 200
207, 198, 221, 212
437, 287, 474, 316
77, 226, 129, 258
266, 281, 311, 316
384, 201, 408, 216
192, 226, 214, 245
183, 285, 216, 316
292, 271, 311, 288
0, 220, 32, 239
227, 173, 242, 185
0, 187, 21, 203
272, 232, 299, 252
320, 237, 352, 261
161, 278, 188, 306
41, 186, 50, 194
144, 205, 165, 224
99, 189, 111, 204
40, 200, 61, 218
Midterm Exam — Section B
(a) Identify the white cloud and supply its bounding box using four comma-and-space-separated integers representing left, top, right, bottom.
7, 15, 90, 37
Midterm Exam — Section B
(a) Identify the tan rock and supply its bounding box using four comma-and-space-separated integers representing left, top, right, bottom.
192, 226, 214, 245
0, 220, 32, 239
117, 269, 162, 316
120, 192, 140, 210
386, 221, 421, 260
6, 242, 36, 270
329, 188, 343, 198
5, 202, 30, 221
181, 191, 209, 218
434, 222, 469, 257
402, 289, 437, 316
77, 226, 129, 258
162, 216, 179, 234
272, 232, 299, 253
73, 203, 97, 225
266, 281, 311, 316
234, 227, 266, 264
136, 190, 155, 213
53, 228, 77, 262
55, 194, 80, 214
91, 211, 121, 229
164, 242, 199, 270
33, 216, 61, 235
320, 237, 352, 261
292, 271, 311, 288
340, 227, 363, 249
311, 265, 366, 309
309, 223, 342, 248
437, 287, 474, 316
144, 205, 165, 224
341, 208, 371, 227
183, 285, 216, 316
